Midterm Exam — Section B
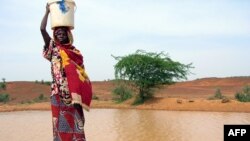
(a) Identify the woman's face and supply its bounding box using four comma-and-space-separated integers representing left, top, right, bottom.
54, 28, 69, 44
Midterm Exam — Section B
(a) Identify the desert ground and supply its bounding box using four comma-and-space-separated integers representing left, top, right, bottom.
1, 77, 250, 112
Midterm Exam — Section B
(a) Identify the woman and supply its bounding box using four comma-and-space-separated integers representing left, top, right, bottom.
40, 4, 92, 141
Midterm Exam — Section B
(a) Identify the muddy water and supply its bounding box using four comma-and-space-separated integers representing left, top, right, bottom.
0, 109, 250, 141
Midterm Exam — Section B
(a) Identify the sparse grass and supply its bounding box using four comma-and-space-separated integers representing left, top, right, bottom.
20, 100, 35, 104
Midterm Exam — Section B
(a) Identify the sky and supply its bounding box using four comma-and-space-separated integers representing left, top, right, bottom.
0, 0, 250, 82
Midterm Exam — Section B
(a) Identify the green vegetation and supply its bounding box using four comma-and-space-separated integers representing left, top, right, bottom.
35, 80, 51, 86
0, 78, 6, 90
113, 50, 193, 104
33, 94, 48, 103
20, 100, 34, 104
208, 88, 225, 100
112, 84, 133, 103
92, 94, 99, 100
235, 86, 250, 102
0, 93, 10, 103
2, 78, 6, 83
0, 82, 6, 90
21, 94, 48, 104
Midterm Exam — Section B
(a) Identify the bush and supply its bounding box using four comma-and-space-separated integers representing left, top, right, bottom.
235, 86, 250, 102
0, 93, 9, 103
208, 88, 225, 100
0, 82, 6, 90
132, 89, 153, 105
44, 81, 51, 86
214, 88, 223, 99
113, 85, 132, 103
92, 94, 99, 100
33, 94, 48, 102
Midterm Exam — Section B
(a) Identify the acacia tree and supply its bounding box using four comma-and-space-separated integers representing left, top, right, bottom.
113, 50, 193, 104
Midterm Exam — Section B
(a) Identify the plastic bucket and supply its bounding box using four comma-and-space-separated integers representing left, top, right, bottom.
48, 0, 76, 30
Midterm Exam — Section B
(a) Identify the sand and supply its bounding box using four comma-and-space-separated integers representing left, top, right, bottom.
1, 77, 250, 113
1, 98, 250, 113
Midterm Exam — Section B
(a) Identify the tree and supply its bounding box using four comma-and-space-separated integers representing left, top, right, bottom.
2, 78, 6, 83
113, 50, 193, 104
0, 78, 6, 90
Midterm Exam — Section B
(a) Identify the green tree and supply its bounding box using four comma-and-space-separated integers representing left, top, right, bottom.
2, 78, 6, 83
113, 50, 193, 104
0, 78, 6, 90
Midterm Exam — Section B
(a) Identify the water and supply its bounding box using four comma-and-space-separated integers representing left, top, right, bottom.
0, 109, 250, 141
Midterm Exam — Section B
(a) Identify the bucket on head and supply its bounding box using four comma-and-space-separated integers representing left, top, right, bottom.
48, 0, 76, 30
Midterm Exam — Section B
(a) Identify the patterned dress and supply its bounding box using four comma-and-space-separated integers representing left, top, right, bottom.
43, 40, 86, 141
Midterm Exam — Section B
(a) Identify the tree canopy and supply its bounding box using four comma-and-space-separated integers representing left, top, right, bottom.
113, 50, 193, 104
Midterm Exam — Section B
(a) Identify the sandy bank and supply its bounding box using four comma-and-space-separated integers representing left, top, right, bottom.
1, 98, 250, 113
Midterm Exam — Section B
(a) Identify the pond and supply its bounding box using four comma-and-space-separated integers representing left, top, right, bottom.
0, 109, 250, 141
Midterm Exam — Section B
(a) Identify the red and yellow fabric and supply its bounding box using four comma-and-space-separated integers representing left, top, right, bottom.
53, 28, 92, 111
58, 44, 92, 110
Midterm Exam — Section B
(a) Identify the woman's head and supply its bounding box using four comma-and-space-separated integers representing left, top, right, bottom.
54, 27, 72, 44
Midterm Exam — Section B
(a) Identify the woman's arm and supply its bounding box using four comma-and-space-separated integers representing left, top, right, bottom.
40, 4, 51, 48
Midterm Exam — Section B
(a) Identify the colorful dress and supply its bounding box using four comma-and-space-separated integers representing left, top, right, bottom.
43, 39, 92, 141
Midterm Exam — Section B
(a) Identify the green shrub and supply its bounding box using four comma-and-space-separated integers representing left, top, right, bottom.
44, 81, 51, 86
92, 94, 99, 100
33, 94, 48, 102
0, 82, 6, 90
235, 86, 250, 102
0, 93, 9, 103
113, 85, 132, 103
132, 95, 145, 105
132, 89, 153, 105
208, 88, 225, 100
214, 88, 223, 99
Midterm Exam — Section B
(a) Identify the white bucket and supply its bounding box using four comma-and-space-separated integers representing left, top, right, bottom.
48, 0, 76, 30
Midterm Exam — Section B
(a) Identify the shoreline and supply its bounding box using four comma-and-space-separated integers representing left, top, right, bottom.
1, 98, 250, 113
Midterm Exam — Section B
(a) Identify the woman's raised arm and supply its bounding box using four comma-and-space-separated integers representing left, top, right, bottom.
40, 4, 51, 48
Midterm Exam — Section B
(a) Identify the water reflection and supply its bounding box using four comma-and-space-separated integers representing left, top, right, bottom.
85, 110, 250, 141
0, 110, 250, 141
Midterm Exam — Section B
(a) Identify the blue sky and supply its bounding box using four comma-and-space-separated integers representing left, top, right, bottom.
0, 0, 250, 81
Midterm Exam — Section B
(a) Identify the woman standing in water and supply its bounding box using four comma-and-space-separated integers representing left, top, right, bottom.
40, 4, 92, 141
